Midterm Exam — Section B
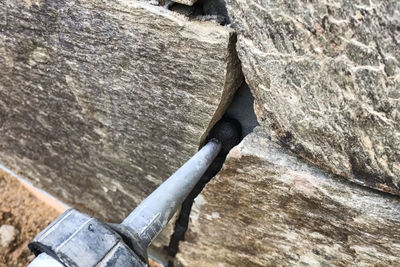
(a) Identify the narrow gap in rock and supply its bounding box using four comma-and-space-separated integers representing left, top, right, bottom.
157, 0, 230, 25
225, 82, 259, 138
164, 82, 258, 266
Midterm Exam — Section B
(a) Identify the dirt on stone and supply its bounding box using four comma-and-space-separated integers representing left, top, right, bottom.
0, 169, 60, 267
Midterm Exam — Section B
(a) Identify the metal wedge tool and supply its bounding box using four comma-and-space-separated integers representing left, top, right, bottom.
28, 139, 222, 267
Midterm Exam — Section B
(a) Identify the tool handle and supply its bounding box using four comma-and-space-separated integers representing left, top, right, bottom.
121, 139, 221, 247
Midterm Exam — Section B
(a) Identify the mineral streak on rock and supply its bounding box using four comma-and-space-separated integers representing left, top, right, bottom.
172, 0, 197, 6
0, 0, 242, 249
177, 128, 400, 266
226, 0, 400, 195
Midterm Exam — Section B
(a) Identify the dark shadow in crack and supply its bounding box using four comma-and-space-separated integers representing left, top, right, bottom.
168, 0, 231, 25
164, 82, 259, 266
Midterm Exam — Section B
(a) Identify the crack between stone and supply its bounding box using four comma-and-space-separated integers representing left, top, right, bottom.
164, 81, 260, 266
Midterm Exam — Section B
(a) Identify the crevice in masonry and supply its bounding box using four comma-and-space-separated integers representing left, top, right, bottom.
155, 0, 231, 25
164, 82, 259, 266
198, 31, 242, 149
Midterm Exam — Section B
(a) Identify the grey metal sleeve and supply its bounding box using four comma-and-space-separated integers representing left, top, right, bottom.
28, 139, 222, 267
121, 139, 221, 247
28, 253, 64, 267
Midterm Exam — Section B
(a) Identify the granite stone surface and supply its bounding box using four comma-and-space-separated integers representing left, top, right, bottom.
177, 128, 400, 266
226, 0, 400, 195
0, 0, 241, 248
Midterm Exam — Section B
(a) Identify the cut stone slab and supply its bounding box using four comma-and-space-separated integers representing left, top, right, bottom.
0, 0, 241, 249
226, 0, 400, 195
176, 127, 400, 266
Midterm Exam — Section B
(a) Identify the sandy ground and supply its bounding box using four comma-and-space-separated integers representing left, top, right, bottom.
0, 169, 60, 267
0, 169, 163, 267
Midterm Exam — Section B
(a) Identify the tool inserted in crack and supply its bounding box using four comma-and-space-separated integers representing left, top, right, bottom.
27, 119, 241, 267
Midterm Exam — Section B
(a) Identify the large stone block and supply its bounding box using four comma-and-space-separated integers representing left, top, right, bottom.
226, 0, 400, 194
0, 0, 241, 246
177, 128, 400, 266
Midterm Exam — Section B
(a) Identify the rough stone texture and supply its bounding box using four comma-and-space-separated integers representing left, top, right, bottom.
226, 0, 400, 195
0, 0, 241, 249
177, 128, 400, 266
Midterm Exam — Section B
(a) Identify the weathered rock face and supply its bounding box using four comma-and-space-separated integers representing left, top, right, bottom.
0, 0, 241, 249
226, 0, 400, 195
177, 128, 400, 266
